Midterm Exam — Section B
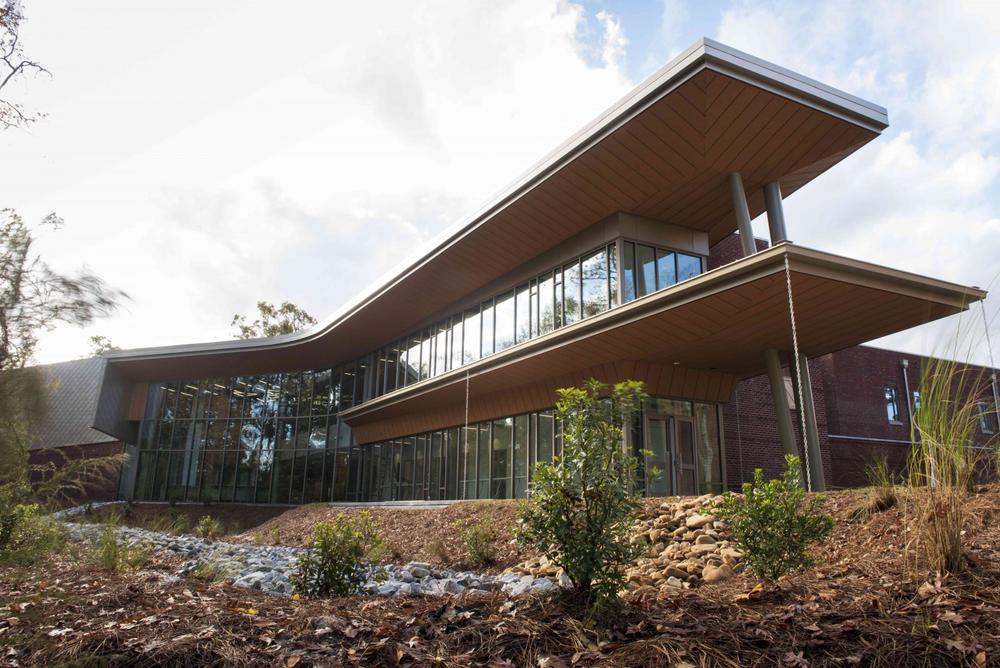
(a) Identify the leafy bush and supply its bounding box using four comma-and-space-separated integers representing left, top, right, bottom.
0, 500, 64, 566
291, 512, 385, 598
461, 518, 498, 567
716, 455, 833, 581
195, 515, 222, 539
516, 379, 647, 609
96, 521, 149, 573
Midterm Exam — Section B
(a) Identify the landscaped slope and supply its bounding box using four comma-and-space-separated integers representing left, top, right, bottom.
4, 485, 998, 666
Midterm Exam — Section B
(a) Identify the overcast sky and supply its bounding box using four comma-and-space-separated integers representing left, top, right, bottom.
3, 0, 998, 367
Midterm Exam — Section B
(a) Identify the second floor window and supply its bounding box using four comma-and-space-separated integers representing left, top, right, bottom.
978, 402, 996, 434
884, 386, 900, 423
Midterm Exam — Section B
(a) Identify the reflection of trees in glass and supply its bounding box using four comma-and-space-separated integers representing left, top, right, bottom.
494, 292, 515, 352
231, 301, 317, 339
581, 249, 609, 318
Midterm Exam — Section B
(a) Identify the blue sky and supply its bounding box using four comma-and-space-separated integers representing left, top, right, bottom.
3, 0, 998, 366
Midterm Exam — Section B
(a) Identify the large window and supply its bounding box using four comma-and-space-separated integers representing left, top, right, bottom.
581, 248, 610, 318
979, 402, 996, 434
621, 240, 703, 302
494, 291, 515, 352
491, 417, 512, 499
884, 386, 900, 422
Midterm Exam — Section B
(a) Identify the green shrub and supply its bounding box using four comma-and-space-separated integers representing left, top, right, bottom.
291, 512, 385, 598
96, 521, 150, 573
516, 379, 647, 609
0, 501, 64, 566
716, 455, 833, 581
461, 518, 498, 567
195, 515, 222, 539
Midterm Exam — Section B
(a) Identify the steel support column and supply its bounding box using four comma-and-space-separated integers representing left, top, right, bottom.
764, 348, 798, 459
794, 352, 826, 491
764, 181, 788, 243
729, 173, 756, 257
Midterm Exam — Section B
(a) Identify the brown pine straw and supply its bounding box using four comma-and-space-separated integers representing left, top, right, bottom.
3, 485, 1000, 666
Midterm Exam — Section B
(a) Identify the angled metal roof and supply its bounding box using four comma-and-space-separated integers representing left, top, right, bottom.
105, 37, 892, 381
32, 357, 118, 450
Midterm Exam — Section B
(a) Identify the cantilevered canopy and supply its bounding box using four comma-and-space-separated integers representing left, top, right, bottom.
107, 38, 889, 380
340, 243, 985, 443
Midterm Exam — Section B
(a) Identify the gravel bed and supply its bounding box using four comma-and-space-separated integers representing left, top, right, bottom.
59, 504, 560, 600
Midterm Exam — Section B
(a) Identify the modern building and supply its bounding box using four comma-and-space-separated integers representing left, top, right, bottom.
55, 38, 994, 504
26, 357, 126, 501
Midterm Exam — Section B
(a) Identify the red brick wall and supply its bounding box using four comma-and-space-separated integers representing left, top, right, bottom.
722, 356, 834, 490
707, 232, 769, 270
29, 441, 125, 504
720, 344, 998, 489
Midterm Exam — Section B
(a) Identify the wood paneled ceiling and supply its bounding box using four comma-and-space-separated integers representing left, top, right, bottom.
341, 244, 985, 444
107, 39, 891, 382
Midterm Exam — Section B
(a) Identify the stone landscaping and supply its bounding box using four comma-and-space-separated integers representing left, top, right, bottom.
58, 495, 737, 602
61, 513, 560, 599
504, 494, 743, 595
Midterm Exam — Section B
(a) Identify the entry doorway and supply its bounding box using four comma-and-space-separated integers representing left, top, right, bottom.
644, 414, 698, 496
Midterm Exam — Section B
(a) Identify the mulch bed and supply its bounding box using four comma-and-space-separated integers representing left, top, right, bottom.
4, 486, 999, 666
228, 501, 526, 571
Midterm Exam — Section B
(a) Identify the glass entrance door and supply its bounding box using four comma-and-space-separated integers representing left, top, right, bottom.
675, 417, 698, 495
645, 418, 671, 496
644, 409, 701, 497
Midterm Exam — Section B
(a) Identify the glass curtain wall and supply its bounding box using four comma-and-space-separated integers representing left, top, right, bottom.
369, 243, 618, 400
133, 365, 364, 504
135, 386, 721, 504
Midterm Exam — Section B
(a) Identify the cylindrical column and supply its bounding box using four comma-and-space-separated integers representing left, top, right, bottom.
729, 173, 756, 257
764, 348, 798, 459
795, 352, 826, 491
764, 181, 788, 243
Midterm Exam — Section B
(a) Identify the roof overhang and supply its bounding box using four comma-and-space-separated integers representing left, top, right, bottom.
340, 243, 985, 443
106, 38, 891, 380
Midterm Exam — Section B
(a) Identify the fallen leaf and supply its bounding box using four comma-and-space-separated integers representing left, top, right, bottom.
938, 610, 965, 624
286, 657, 300, 667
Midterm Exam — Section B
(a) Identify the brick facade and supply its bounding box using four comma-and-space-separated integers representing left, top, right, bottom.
721, 345, 997, 490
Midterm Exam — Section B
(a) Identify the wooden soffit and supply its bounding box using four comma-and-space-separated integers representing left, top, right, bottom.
340, 243, 985, 443
106, 40, 890, 380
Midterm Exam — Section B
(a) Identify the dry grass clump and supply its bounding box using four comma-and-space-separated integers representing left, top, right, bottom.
904, 352, 995, 574
849, 456, 898, 521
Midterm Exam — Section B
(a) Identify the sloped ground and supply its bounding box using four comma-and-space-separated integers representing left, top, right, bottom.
80, 500, 527, 573
3, 485, 1000, 666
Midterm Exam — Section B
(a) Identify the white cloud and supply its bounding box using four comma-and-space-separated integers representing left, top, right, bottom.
4, 0, 632, 362
722, 1, 1000, 365
7, 0, 1000, 371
